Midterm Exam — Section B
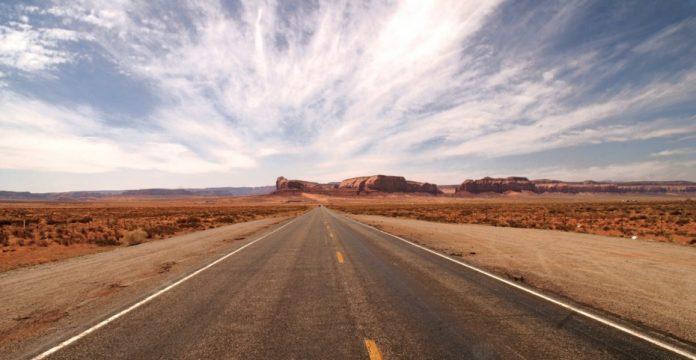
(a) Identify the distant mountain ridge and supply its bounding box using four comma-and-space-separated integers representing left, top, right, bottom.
3, 175, 694, 202
457, 177, 696, 194
0, 186, 276, 201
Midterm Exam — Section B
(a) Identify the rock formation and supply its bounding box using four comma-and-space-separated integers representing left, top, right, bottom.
276, 175, 696, 196
407, 180, 439, 194
456, 177, 696, 194
457, 177, 537, 193
275, 175, 439, 195
275, 176, 336, 193
533, 180, 696, 193
339, 175, 439, 194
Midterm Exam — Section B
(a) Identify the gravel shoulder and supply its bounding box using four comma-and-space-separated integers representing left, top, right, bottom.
0, 216, 292, 360
348, 214, 696, 345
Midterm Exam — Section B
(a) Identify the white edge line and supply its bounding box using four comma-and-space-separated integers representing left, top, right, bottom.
342, 214, 696, 360
32, 217, 299, 360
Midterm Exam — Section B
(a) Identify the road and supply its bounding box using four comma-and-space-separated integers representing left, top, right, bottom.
30, 207, 691, 359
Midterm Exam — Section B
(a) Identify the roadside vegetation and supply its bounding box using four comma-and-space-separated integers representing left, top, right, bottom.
0, 204, 306, 249
331, 200, 696, 245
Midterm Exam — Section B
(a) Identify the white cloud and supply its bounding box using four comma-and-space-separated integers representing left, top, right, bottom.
23, 0, 504, 171
1, 0, 695, 183
651, 148, 696, 157
437, 74, 696, 158
0, 23, 81, 72
0, 92, 254, 173
528, 160, 696, 182
633, 17, 696, 54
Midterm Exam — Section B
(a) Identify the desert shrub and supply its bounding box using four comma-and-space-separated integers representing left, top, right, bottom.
144, 224, 177, 238
330, 200, 695, 244
216, 216, 237, 223
57, 236, 72, 246
675, 218, 690, 225
507, 220, 524, 228
12, 227, 32, 239
176, 216, 202, 228
123, 229, 148, 246
69, 216, 93, 224
94, 237, 120, 246
555, 223, 573, 231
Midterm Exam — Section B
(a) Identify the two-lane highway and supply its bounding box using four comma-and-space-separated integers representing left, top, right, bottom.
31, 207, 693, 359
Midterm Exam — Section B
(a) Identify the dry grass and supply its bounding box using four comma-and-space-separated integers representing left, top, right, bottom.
331, 199, 696, 245
0, 197, 308, 271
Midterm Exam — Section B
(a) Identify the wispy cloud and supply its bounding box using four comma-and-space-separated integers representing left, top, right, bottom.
0, 21, 82, 72
0, 92, 254, 173
0, 0, 695, 190
528, 159, 696, 182
651, 148, 696, 157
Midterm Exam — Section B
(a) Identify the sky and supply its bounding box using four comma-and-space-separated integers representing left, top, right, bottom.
1, 0, 695, 192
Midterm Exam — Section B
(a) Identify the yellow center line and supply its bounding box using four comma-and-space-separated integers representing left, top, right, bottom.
336, 251, 345, 264
325, 225, 336, 240
364, 339, 383, 360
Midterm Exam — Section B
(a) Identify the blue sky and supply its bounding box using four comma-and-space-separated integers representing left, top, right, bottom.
1, 0, 695, 192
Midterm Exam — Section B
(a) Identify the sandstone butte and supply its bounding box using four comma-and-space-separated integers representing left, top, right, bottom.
339, 175, 439, 194
275, 176, 337, 193
275, 175, 439, 195
458, 177, 536, 193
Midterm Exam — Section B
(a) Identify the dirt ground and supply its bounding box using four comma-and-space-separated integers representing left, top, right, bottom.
0, 216, 292, 359
0, 196, 308, 271
347, 214, 696, 344
3, 192, 694, 353
330, 196, 696, 245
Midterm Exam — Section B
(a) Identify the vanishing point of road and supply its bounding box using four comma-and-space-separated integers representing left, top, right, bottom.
30, 207, 694, 359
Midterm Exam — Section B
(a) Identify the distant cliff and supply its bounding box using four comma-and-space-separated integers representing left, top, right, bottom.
533, 180, 696, 193
455, 177, 696, 194
339, 175, 439, 194
275, 175, 439, 195
458, 177, 536, 193
275, 176, 338, 192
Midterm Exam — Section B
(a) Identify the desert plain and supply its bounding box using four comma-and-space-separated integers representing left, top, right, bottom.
1, 190, 695, 358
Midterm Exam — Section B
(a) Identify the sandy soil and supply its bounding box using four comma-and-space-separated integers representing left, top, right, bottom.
349, 214, 696, 344
0, 244, 114, 272
0, 198, 307, 272
0, 216, 291, 359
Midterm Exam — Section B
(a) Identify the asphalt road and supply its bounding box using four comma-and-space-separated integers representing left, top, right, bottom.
32, 207, 691, 359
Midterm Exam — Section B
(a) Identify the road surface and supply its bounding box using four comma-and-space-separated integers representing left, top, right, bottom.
29, 207, 692, 359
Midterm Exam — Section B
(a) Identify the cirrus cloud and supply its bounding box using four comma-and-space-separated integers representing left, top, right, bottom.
0, 0, 695, 191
